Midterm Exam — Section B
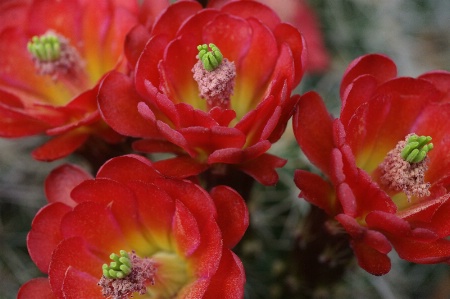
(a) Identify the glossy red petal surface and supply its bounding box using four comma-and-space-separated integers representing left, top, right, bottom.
98, 71, 160, 138
351, 239, 391, 276
153, 178, 217, 227
151, 1, 202, 38
233, 18, 278, 109
124, 25, 151, 68
18, 278, 56, 299
340, 54, 397, 99
412, 103, 450, 184
221, 1, 281, 31
0, 101, 49, 137
181, 126, 246, 152
96, 154, 160, 182
210, 186, 249, 248
293, 91, 334, 175
237, 152, 286, 186
340, 75, 378, 127
153, 156, 208, 179
132, 138, 184, 154
60, 202, 126, 255
273, 22, 306, 87
128, 181, 175, 249
135, 34, 170, 95
45, 164, 92, 207
62, 267, 103, 299
31, 130, 89, 161
203, 249, 245, 299
294, 170, 337, 215
173, 200, 201, 256
159, 38, 201, 108
175, 103, 218, 128
188, 217, 223, 278
419, 71, 450, 103
390, 237, 450, 264
28, 203, 71, 273
49, 237, 104, 299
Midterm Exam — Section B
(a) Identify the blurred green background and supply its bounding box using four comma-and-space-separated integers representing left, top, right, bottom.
1, 0, 449, 298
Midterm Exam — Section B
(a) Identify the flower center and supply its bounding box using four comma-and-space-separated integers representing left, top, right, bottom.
27, 30, 83, 80
98, 250, 156, 298
379, 134, 433, 201
192, 43, 236, 110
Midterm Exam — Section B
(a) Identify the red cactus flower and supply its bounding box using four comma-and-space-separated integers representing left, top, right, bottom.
18, 154, 248, 298
0, 0, 144, 161
293, 53, 450, 275
98, 0, 306, 185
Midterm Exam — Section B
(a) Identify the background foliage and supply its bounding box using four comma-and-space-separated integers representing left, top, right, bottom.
1, 0, 449, 298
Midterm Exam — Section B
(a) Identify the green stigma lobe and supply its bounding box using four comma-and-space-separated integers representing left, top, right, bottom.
197, 43, 223, 71
102, 250, 132, 279
401, 134, 433, 163
27, 33, 61, 62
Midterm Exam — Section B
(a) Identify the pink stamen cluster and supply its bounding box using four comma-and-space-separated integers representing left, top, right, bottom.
98, 251, 156, 299
380, 134, 431, 200
192, 58, 236, 110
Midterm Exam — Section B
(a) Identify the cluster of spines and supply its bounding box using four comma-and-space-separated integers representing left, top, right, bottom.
197, 43, 223, 71
102, 250, 132, 279
401, 134, 433, 163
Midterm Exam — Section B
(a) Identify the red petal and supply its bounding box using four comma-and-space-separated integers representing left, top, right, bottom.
28, 203, 72, 273
151, 1, 202, 38
98, 71, 160, 138
31, 131, 89, 161
45, 164, 92, 207
96, 154, 160, 182
210, 186, 249, 248
221, 1, 281, 31
340, 54, 397, 99
153, 178, 217, 227
340, 75, 378, 127
135, 34, 170, 95
153, 156, 208, 178
129, 181, 175, 250
181, 126, 246, 152
232, 18, 279, 109
0, 96, 49, 137
124, 25, 151, 68
237, 152, 287, 186
60, 202, 126, 255
293, 91, 334, 175
294, 170, 337, 215
18, 278, 56, 299
188, 217, 223, 278
159, 38, 201, 108
132, 138, 184, 154
419, 71, 450, 103
48, 237, 104, 299
390, 237, 450, 264
273, 22, 307, 87
172, 200, 201, 256
351, 239, 391, 276
62, 267, 103, 299
203, 249, 245, 299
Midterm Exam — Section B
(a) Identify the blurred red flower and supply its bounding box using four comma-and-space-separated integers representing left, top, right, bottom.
18, 154, 248, 298
294, 54, 450, 275
98, 0, 307, 185
0, 0, 143, 160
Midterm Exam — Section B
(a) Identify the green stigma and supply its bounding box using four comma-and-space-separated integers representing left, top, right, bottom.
102, 250, 132, 279
27, 33, 61, 62
401, 134, 433, 163
197, 43, 223, 71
